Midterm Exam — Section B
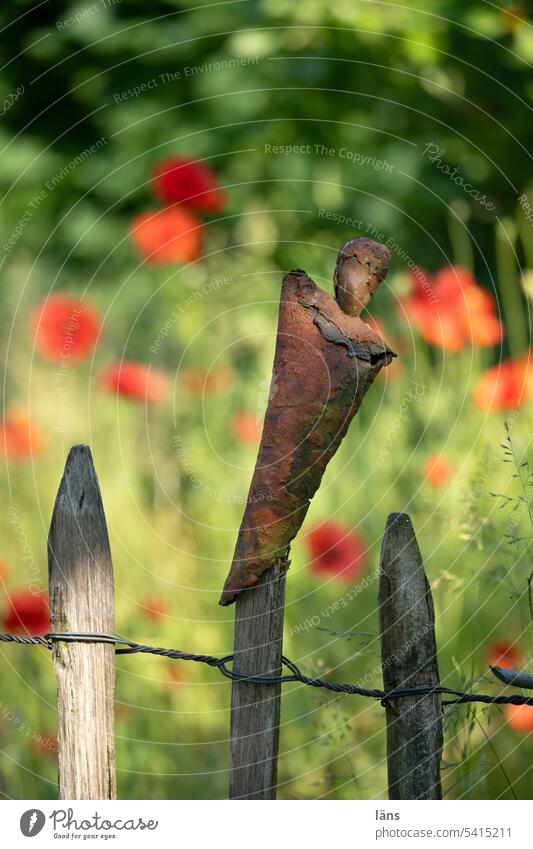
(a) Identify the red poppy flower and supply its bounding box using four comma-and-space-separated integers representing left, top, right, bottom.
101, 361, 169, 404
401, 266, 503, 351
181, 366, 234, 396
232, 411, 263, 444
306, 521, 368, 583
31, 294, 101, 362
1, 410, 45, 462
424, 455, 452, 488
138, 596, 168, 621
4, 591, 49, 634
152, 157, 225, 212
131, 207, 203, 264
487, 640, 521, 670
505, 704, 533, 733
473, 353, 532, 411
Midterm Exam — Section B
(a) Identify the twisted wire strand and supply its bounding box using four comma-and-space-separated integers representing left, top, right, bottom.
1, 632, 532, 707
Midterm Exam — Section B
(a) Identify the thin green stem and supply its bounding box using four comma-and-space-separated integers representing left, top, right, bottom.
447, 202, 474, 271
495, 219, 528, 357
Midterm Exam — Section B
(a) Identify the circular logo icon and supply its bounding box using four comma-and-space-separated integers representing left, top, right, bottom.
20, 809, 46, 837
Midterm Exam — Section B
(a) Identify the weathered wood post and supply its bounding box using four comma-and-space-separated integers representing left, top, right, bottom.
48, 444, 116, 800
221, 239, 396, 799
378, 512, 443, 799
229, 565, 287, 799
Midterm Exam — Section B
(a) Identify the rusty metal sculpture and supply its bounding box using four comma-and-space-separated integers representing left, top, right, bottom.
220, 237, 396, 605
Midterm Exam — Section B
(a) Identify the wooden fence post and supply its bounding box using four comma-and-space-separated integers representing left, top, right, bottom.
228, 562, 287, 799
48, 444, 116, 800
378, 512, 443, 799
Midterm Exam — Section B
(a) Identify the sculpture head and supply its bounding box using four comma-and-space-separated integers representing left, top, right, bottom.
334, 237, 391, 316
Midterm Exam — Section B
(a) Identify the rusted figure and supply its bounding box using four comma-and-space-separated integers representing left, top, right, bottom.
334, 237, 391, 316
220, 238, 396, 605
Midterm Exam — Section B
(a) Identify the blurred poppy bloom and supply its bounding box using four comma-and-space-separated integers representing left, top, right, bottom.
138, 596, 168, 621
31, 294, 101, 362
505, 704, 533, 733
473, 353, 532, 411
31, 733, 58, 757
232, 411, 263, 444
487, 640, 522, 670
181, 366, 234, 396
424, 455, 452, 488
101, 361, 169, 404
401, 266, 503, 351
152, 156, 225, 212
306, 521, 368, 583
131, 207, 203, 264
1, 410, 45, 463
4, 591, 49, 634
165, 666, 183, 689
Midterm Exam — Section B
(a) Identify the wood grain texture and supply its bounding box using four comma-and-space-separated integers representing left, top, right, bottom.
229, 559, 287, 799
48, 445, 116, 800
378, 512, 443, 800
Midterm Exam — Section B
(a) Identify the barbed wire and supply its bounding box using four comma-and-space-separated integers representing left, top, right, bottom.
1, 631, 532, 707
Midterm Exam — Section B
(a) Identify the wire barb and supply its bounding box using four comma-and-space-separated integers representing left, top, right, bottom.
1, 632, 532, 707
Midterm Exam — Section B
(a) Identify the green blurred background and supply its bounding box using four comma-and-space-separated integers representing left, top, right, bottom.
0, 0, 532, 800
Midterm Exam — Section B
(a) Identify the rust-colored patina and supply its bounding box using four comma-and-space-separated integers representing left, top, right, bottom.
219, 240, 396, 605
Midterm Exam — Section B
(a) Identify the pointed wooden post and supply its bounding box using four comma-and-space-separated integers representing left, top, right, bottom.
48, 445, 116, 800
378, 512, 443, 799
